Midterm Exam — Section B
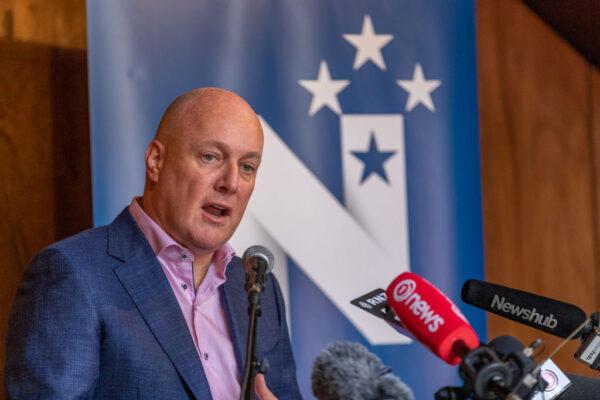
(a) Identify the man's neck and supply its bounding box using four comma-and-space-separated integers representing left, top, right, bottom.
139, 195, 217, 289
193, 253, 213, 290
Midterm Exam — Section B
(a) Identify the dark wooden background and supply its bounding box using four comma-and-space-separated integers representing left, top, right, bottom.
1, 0, 599, 397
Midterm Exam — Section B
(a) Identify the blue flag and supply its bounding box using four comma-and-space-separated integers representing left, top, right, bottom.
88, 1, 484, 397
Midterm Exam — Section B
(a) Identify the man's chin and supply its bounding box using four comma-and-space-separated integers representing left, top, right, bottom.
187, 233, 230, 255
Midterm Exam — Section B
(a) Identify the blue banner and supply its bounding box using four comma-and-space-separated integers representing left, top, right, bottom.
87, 1, 484, 398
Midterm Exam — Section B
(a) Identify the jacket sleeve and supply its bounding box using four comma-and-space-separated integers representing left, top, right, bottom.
267, 275, 303, 400
5, 248, 100, 399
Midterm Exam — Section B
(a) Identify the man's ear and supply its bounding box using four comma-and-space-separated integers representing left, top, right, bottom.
145, 140, 165, 183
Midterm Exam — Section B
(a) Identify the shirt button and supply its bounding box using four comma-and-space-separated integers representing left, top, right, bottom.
182, 253, 188, 259
181, 283, 188, 290
204, 352, 209, 360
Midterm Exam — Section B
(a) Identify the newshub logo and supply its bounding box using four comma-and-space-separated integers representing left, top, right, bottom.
491, 295, 558, 329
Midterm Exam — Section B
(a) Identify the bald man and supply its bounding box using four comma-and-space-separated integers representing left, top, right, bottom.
5, 88, 302, 399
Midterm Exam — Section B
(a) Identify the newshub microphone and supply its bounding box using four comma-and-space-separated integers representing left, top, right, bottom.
312, 341, 414, 400
386, 272, 479, 365
461, 279, 587, 339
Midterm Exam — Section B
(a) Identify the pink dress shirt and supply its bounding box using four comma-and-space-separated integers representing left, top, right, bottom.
129, 199, 240, 400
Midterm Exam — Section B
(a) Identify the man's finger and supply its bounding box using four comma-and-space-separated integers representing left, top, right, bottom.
254, 373, 277, 400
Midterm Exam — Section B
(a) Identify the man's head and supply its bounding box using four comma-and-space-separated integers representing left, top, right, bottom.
141, 87, 263, 258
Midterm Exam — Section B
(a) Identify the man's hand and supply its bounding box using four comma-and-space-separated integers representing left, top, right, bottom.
254, 374, 277, 400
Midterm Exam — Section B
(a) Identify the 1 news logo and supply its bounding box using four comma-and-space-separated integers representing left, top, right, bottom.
392, 279, 416, 302
391, 278, 445, 333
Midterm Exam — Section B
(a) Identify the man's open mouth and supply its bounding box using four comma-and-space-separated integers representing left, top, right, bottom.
202, 204, 231, 217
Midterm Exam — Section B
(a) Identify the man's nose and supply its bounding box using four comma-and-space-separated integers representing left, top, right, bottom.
215, 161, 239, 194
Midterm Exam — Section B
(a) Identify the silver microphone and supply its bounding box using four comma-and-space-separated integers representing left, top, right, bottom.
242, 245, 274, 299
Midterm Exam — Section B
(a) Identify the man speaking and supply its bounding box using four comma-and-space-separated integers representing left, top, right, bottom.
5, 88, 301, 399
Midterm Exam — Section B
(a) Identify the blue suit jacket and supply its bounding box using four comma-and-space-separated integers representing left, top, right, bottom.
5, 209, 302, 399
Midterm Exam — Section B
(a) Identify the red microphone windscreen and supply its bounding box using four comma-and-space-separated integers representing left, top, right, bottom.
386, 272, 479, 365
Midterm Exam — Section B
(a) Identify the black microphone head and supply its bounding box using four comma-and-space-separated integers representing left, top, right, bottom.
242, 245, 274, 274
461, 279, 587, 339
559, 374, 600, 399
487, 335, 525, 358
312, 341, 414, 400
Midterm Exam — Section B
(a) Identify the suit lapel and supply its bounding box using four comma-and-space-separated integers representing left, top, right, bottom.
108, 210, 212, 400
221, 259, 249, 375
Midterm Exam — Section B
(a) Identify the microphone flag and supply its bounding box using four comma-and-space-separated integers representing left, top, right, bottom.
87, 1, 484, 397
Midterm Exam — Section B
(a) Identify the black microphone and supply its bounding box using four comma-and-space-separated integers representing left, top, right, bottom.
242, 245, 274, 304
461, 279, 587, 339
312, 341, 414, 400
488, 335, 600, 400
558, 374, 600, 399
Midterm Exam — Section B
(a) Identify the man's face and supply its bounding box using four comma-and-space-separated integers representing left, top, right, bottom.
147, 100, 263, 255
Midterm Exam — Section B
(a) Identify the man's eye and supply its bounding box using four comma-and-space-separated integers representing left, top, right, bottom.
241, 163, 256, 173
201, 153, 217, 162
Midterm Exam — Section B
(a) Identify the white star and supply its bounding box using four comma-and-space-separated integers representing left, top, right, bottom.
298, 61, 350, 116
343, 15, 393, 71
397, 63, 441, 112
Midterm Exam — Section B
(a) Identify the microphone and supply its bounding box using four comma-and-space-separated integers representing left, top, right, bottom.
487, 336, 600, 400
385, 273, 545, 399
386, 272, 479, 365
242, 245, 274, 304
311, 341, 414, 400
461, 279, 588, 339
240, 245, 274, 400
558, 375, 600, 400
488, 336, 572, 400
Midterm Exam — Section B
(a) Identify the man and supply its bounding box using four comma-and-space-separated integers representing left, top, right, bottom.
5, 88, 302, 399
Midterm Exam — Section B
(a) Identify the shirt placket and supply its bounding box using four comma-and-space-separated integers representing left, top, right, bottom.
193, 281, 227, 400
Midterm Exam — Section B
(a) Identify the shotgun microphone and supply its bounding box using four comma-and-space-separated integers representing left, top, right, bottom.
461, 279, 588, 339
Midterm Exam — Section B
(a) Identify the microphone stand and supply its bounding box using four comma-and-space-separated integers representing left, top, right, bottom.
240, 265, 269, 400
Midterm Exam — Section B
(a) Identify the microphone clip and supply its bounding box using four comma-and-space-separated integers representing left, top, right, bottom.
435, 342, 546, 400
575, 324, 600, 371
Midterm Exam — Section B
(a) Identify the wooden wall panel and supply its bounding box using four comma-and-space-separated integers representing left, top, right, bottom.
478, 0, 599, 376
0, 40, 56, 397
593, 66, 600, 311
1, 0, 86, 49
50, 48, 92, 239
0, 2, 89, 398
0, 1, 15, 40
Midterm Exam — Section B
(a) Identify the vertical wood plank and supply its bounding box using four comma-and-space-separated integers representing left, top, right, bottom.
592, 66, 600, 312
478, 0, 598, 376
50, 48, 92, 239
0, 41, 92, 399
0, 40, 56, 396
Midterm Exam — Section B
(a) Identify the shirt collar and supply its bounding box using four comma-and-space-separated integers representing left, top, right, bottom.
128, 197, 235, 275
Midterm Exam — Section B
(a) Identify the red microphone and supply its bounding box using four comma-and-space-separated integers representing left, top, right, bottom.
386, 272, 479, 365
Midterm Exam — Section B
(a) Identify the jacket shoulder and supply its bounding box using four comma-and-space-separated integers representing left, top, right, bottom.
42, 225, 109, 260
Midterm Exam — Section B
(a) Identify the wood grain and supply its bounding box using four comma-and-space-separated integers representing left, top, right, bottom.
0, 40, 90, 400
0, 39, 56, 396
0, 0, 86, 49
50, 47, 92, 239
478, 0, 599, 376
592, 66, 600, 311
